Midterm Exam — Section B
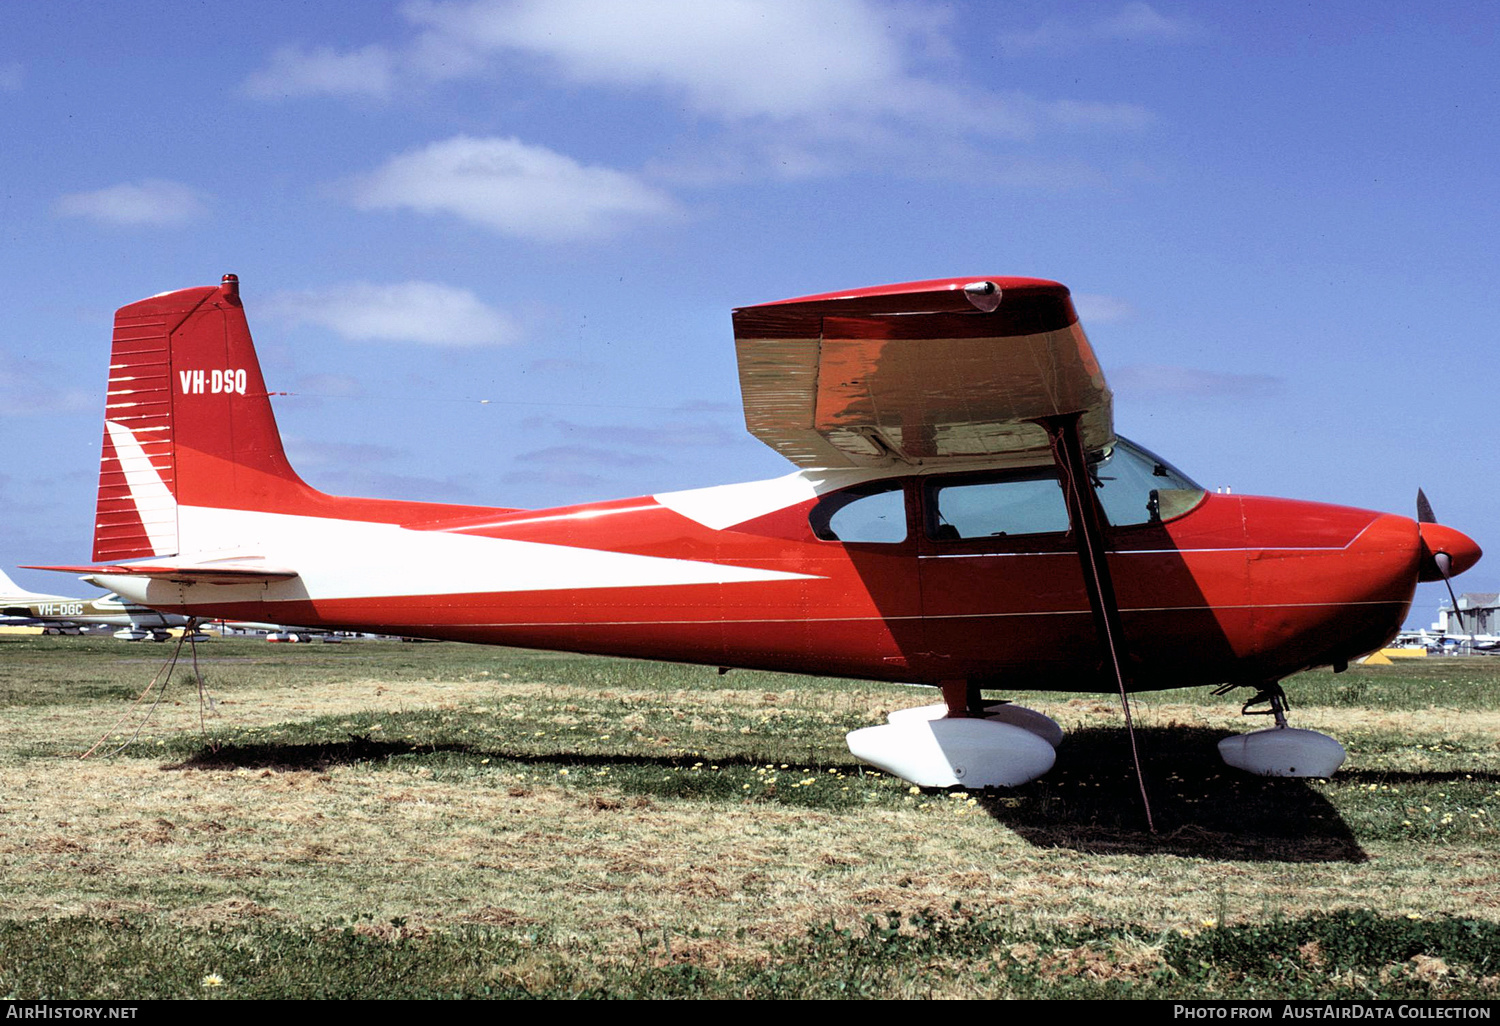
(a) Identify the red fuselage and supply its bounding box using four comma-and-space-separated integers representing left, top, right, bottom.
136, 484, 1472, 694
56, 275, 1482, 699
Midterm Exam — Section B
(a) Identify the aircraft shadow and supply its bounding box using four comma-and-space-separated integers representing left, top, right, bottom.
165, 736, 438, 772
984, 725, 1366, 863
163, 727, 1368, 864
164, 740, 784, 774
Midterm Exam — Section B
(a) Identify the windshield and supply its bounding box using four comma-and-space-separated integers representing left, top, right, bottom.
1093, 437, 1205, 527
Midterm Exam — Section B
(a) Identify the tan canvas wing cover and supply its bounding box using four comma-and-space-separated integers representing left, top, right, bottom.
733, 277, 1113, 468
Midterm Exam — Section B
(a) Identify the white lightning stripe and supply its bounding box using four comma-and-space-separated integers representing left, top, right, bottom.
135, 505, 820, 606
104, 420, 177, 556
655, 467, 889, 530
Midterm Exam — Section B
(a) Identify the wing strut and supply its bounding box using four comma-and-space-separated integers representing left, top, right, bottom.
1042, 413, 1156, 833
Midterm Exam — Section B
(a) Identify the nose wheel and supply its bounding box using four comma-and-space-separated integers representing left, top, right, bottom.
1212, 681, 1345, 778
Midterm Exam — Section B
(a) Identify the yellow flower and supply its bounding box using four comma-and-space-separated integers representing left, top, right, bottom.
202, 974, 224, 988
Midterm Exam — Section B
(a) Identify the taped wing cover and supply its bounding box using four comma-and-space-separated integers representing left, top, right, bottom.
733, 277, 1112, 468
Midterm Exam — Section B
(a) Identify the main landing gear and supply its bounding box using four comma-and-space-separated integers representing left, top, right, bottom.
845, 680, 1062, 788
1213, 681, 1346, 778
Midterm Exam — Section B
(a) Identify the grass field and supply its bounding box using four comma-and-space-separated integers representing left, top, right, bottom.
1, 635, 1497, 999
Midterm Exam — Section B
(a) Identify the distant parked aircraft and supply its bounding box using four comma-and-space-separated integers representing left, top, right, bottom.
0, 567, 189, 640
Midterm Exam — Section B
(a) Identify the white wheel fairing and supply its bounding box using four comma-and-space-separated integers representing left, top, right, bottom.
1217, 727, 1346, 778
885, 701, 1065, 748
847, 717, 1057, 788
981, 703, 1066, 748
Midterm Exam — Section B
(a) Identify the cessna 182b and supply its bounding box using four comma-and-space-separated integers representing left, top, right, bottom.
32, 274, 1481, 790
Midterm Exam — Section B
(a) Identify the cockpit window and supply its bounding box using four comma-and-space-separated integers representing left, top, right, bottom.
1093, 437, 1206, 527
809, 481, 908, 543
925, 469, 1070, 540
813, 438, 1202, 543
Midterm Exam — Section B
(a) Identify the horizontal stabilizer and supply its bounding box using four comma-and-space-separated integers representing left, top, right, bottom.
27, 562, 299, 586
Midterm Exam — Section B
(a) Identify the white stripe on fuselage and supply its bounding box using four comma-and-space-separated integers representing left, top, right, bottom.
104, 504, 820, 608
654, 468, 881, 530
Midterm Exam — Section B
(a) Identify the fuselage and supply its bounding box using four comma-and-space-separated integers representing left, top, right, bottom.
101, 451, 1470, 693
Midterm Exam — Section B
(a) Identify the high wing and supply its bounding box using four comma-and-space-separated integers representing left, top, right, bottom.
733, 276, 1112, 469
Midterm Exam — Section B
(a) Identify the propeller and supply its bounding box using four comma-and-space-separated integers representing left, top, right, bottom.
1416, 488, 1436, 527
1416, 489, 1476, 646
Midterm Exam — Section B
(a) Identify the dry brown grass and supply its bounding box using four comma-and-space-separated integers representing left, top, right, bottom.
1, 645, 1497, 969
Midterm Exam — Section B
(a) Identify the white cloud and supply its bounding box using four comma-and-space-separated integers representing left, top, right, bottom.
1110, 364, 1282, 399
406, 0, 913, 121
404, 2, 1078, 144
1074, 294, 1136, 324
263, 281, 518, 346
242, 43, 395, 99
0, 63, 21, 92
349, 135, 678, 241
393, 1, 1151, 183
1004, 3, 1201, 51
245, 1, 1155, 189
55, 179, 207, 226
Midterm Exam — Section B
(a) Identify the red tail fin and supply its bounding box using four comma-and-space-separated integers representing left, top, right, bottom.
94, 274, 314, 561
94, 275, 512, 561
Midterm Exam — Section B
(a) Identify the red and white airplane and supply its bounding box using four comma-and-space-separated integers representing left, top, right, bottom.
33, 274, 1481, 788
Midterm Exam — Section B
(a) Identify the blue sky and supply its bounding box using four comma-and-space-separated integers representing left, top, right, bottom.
2, 1, 1496, 628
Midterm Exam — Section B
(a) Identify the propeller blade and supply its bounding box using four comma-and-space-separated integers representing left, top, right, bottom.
1413, 489, 1481, 647
1442, 575, 1466, 632
1416, 488, 1436, 525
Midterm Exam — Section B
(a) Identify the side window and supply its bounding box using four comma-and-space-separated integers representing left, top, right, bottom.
926, 470, 1070, 540
809, 482, 908, 543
